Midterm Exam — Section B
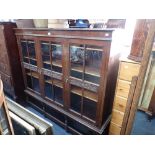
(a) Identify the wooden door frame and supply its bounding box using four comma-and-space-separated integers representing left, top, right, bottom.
125, 19, 155, 134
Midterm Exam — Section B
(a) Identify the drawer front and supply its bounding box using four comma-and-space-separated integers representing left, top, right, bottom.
111, 109, 124, 127
0, 72, 13, 94
113, 96, 127, 112
109, 122, 121, 135
116, 80, 131, 98
119, 62, 140, 81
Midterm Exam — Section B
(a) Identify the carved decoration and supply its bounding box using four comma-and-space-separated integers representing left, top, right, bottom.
23, 62, 38, 72
70, 78, 98, 93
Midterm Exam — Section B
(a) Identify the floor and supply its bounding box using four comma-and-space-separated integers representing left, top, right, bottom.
8, 95, 155, 135
26, 106, 71, 135
27, 106, 155, 135
131, 110, 155, 135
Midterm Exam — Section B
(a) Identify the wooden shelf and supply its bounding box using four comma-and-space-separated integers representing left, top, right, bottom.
70, 46, 102, 52
71, 87, 98, 102
71, 65, 100, 77
44, 60, 62, 67
86, 47, 102, 52
25, 57, 36, 61
27, 72, 39, 78
52, 60, 62, 67
45, 79, 63, 88
44, 60, 51, 65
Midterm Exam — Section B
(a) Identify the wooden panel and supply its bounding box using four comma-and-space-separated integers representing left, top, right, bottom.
128, 20, 150, 62
120, 76, 138, 135
140, 60, 155, 109
116, 80, 131, 98
111, 109, 124, 126
125, 20, 155, 134
109, 122, 121, 135
119, 62, 140, 81
113, 96, 127, 112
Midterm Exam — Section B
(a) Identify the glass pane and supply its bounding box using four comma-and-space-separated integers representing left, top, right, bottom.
70, 45, 84, 79
28, 41, 36, 58
70, 85, 82, 113
30, 59, 37, 66
51, 43, 62, 73
28, 41, 37, 66
83, 97, 97, 120
25, 69, 32, 89
84, 45, 103, 84
53, 79, 63, 105
82, 89, 97, 120
41, 41, 51, 70
31, 71, 40, 93
21, 40, 29, 63
44, 75, 53, 99
0, 105, 11, 134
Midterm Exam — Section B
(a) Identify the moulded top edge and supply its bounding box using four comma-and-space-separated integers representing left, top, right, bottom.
14, 27, 115, 31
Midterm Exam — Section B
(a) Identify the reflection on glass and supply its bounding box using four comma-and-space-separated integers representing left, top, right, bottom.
31, 72, 40, 93
83, 97, 97, 120
70, 45, 84, 79
84, 45, 102, 84
41, 41, 51, 70
26, 69, 40, 93
44, 75, 63, 105
21, 40, 28, 63
51, 43, 62, 73
25, 69, 32, 89
20, 40, 37, 65
53, 79, 63, 105
44, 75, 53, 99
28, 41, 36, 58
70, 85, 82, 113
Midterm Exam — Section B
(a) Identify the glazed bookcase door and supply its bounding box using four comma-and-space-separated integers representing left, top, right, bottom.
19, 38, 41, 94
68, 43, 104, 123
40, 40, 64, 107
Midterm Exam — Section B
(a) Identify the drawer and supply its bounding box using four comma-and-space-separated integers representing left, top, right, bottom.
119, 62, 140, 81
109, 122, 121, 135
116, 80, 131, 98
111, 109, 124, 127
0, 72, 13, 94
113, 95, 127, 112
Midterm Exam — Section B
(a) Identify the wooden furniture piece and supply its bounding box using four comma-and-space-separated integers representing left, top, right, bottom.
0, 22, 25, 100
15, 28, 119, 134
138, 47, 155, 113
128, 20, 150, 62
125, 20, 155, 133
6, 97, 53, 135
0, 79, 14, 135
109, 58, 140, 135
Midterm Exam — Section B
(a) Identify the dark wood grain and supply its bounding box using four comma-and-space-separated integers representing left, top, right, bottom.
15, 28, 119, 134
128, 20, 150, 62
0, 22, 25, 101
